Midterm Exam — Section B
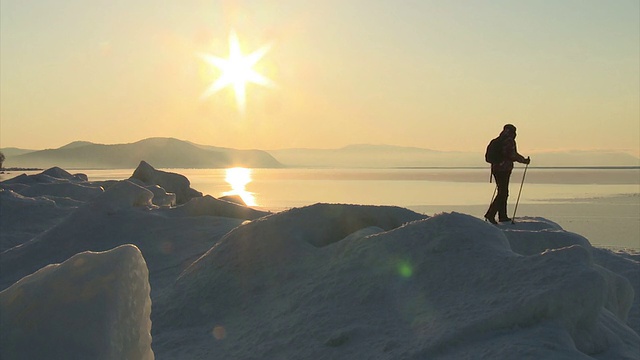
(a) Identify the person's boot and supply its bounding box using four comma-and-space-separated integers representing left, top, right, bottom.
498, 208, 511, 222
484, 213, 498, 225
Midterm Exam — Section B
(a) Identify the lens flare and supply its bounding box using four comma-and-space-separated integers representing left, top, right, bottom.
212, 325, 226, 340
398, 262, 413, 278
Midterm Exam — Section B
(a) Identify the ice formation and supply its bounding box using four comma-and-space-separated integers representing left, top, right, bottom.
130, 160, 202, 204
143, 184, 177, 207
0, 245, 153, 360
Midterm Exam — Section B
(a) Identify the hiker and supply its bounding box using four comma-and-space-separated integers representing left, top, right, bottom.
484, 124, 530, 224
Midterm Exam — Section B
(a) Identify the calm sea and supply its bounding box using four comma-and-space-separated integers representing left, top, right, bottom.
2, 167, 639, 248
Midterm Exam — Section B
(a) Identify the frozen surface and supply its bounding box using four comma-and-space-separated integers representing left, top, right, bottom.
1, 167, 638, 359
0, 245, 153, 360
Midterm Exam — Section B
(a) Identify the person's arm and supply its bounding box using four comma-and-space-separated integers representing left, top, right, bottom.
513, 143, 530, 164
506, 139, 528, 163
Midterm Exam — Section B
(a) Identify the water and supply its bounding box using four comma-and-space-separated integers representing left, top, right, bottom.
2, 167, 639, 248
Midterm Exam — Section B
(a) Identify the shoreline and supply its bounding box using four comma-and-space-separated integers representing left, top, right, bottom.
0, 167, 43, 173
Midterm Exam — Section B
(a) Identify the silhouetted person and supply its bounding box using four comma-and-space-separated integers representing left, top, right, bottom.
485, 124, 530, 224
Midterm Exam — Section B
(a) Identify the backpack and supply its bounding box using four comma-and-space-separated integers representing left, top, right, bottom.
485, 137, 504, 164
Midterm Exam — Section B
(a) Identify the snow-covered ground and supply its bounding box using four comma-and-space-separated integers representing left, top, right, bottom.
1, 163, 638, 359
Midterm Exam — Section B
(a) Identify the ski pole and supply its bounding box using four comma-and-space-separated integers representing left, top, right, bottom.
511, 159, 529, 224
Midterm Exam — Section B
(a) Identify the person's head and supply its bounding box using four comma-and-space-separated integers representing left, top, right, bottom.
502, 124, 517, 138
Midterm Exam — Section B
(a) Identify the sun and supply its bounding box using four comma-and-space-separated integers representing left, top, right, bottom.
200, 30, 274, 114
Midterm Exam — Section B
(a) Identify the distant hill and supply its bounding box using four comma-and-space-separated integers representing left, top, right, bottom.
4, 138, 283, 169
58, 141, 96, 150
269, 145, 479, 168
0, 147, 37, 158
3, 140, 638, 169
527, 150, 640, 167
268, 145, 640, 168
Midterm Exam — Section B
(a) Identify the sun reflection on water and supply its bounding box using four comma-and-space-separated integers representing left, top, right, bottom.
223, 167, 256, 206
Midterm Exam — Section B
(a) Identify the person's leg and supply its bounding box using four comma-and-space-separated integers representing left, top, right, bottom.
496, 171, 512, 221
485, 172, 503, 223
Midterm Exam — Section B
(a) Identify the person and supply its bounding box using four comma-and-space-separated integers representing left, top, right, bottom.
484, 124, 530, 224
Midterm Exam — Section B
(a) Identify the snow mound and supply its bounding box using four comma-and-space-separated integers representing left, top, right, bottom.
183, 203, 427, 273
16, 182, 104, 202
502, 218, 593, 256
130, 161, 202, 204
41, 166, 88, 182
170, 195, 270, 220
500, 215, 564, 231
0, 187, 57, 207
219, 194, 247, 206
88, 180, 154, 213
1, 167, 100, 204
0, 244, 153, 360
499, 218, 636, 321
3, 167, 87, 185
153, 210, 638, 359
158, 204, 425, 318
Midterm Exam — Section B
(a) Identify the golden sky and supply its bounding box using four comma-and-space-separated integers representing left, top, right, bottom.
1, 0, 638, 155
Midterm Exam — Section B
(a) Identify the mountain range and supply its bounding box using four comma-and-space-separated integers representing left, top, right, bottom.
1, 138, 638, 169
2, 138, 282, 169
268, 145, 640, 168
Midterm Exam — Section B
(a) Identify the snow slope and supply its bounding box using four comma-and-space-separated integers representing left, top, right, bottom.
1, 166, 638, 359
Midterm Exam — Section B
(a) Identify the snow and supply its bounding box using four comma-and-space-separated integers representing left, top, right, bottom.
1, 166, 639, 359
0, 189, 70, 251
0, 245, 153, 360
144, 184, 177, 207
168, 195, 270, 220
88, 179, 155, 213
130, 160, 202, 204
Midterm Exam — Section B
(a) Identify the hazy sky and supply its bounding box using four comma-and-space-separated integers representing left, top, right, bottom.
1, 0, 638, 154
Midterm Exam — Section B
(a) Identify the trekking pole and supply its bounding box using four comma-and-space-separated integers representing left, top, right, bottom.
487, 169, 498, 220
490, 184, 497, 205
511, 159, 529, 224
489, 168, 497, 203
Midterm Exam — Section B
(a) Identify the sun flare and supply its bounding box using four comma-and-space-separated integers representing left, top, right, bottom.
200, 31, 274, 114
